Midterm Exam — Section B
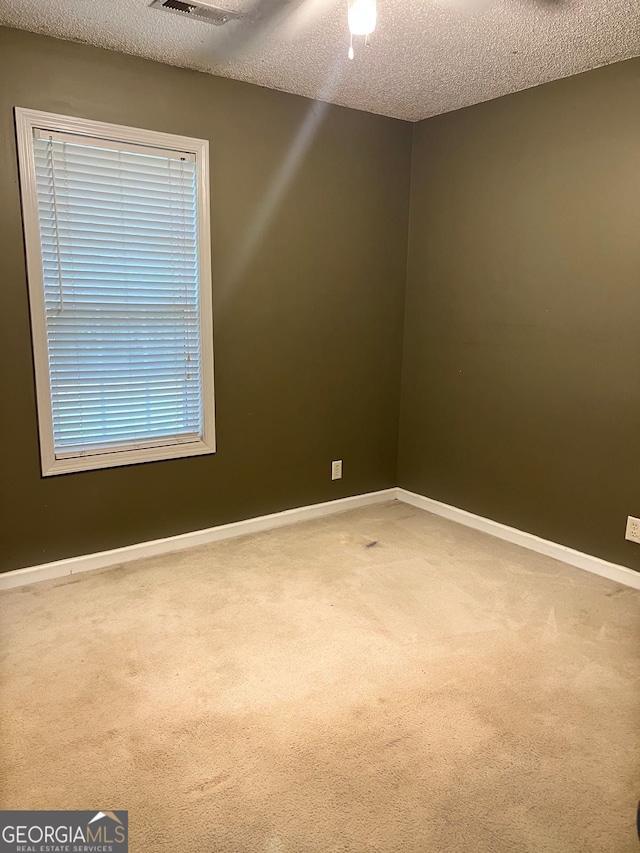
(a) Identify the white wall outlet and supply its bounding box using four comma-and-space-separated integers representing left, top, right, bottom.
331, 460, 343, 480
625, 516, 640, 544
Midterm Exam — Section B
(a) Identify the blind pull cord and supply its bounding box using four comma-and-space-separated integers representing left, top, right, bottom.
47, 135, 65, 314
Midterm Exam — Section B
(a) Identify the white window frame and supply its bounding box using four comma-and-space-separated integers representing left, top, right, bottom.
15, 107, 216, 476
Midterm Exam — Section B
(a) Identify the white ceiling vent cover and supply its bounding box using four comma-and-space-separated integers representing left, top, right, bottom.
150, 0, 244, 26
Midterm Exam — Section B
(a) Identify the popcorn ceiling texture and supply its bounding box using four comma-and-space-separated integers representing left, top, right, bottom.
1, 0, 638, 120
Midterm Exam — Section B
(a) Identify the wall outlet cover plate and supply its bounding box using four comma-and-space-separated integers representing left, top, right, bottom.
625, 516, 640, 544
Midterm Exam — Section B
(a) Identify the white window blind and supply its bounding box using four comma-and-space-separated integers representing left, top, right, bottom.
16, 109, 215, 475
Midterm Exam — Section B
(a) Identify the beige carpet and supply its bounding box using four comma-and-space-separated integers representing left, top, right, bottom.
1, 501, 639, 852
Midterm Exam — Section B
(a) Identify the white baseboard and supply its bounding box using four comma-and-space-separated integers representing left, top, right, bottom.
0, 488, 397, 591
397, 488, 640, 591
3, 486, 638, 593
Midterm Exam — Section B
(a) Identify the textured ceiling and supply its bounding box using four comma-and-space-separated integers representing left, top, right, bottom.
0, 0, 638, 120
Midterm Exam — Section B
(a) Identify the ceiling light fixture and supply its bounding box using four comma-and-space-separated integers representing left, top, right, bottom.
347, 0, 376, 59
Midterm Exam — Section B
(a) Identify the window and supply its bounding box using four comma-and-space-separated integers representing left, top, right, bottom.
15, 108, 215, 475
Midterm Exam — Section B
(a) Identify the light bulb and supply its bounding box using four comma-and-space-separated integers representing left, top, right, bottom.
348, 0, 376, 36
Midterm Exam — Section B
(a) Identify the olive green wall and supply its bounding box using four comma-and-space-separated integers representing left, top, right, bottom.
3, 27, 639, 575
0, 27, 412, 571
399, 58, 640, 571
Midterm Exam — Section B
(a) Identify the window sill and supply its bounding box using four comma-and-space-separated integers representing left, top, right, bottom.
42, 437, 216, 476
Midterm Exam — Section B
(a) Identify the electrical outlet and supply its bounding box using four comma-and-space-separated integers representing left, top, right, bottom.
331, 460, 343, 480
625, 516, 640, 544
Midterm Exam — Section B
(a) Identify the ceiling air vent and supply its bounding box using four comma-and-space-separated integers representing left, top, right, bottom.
150, 0, 244, 26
